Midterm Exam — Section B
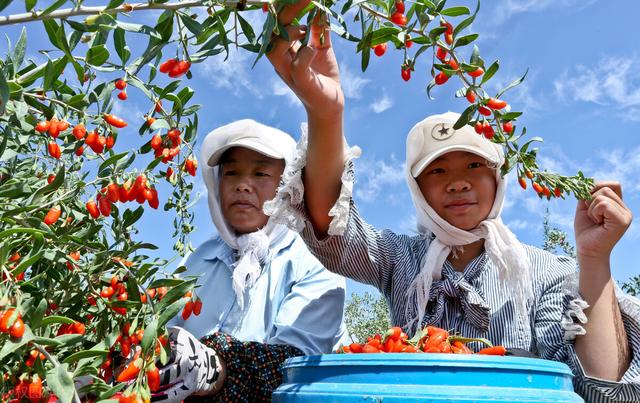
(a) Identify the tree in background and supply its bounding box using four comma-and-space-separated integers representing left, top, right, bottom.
542, 208, 576, 259
344, 292, 390, 344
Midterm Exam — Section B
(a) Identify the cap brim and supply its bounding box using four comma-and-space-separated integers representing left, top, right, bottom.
207, 139, 284, 167
410, 145, 498, 177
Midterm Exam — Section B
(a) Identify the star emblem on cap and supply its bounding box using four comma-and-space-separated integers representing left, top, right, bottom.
431, 123, 454, 140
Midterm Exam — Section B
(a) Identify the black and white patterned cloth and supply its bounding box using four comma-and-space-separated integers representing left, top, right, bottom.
152, 327, 222, 402
298, 201, 640, 402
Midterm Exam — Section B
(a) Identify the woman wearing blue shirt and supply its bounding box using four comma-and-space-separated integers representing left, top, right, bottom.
152, 119, 348, 402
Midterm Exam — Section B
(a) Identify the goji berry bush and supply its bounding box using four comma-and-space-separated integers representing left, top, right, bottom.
0, 0, 593, 402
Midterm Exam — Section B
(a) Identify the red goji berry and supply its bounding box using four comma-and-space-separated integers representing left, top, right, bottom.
44, 206, 62, 225
48, 142, 61, 159
373, 43, 387, 57
487, 97, 507, 110
435, 72, 449, 85
468, 67, 484, 78
390, 12, 407, 26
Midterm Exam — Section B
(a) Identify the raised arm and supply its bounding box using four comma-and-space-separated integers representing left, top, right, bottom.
574, 181, 632, 380
267, 3, 345, 236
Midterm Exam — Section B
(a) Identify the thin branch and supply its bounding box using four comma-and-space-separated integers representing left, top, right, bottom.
359, 4, 424, 36
23, 92, 84, 115
0, 0, 265, 27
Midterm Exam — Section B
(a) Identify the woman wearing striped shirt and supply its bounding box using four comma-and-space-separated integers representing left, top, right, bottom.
265, 5, 640, 401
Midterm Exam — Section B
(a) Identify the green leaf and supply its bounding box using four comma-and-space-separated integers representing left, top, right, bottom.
440, 6, 470, 16
499, 111, 523, 120
453, 33, 478, 48
13, 248, 44, 275
176, 86, 194, 107
0, 227, 47, 239
480, 60, 499, 85
43, 19, 62, 50
426, 79, 437, 100
158, 298, 186, 328
28, 164, 65, 205
98, 152, 128, 175
453, 104, 477, 129
361, 46, 370, 72
40, 315, 77, 327
0, 67, 8, 115
30, 298, 48, 330
253, 12, 276, 68
0, 127, 9, 159
357, 27, 398, 50
12, 27, 27, 70
113, 28, 131, 64
47, 364, 75, 403
155, 10, 175, 42
470, 44, 481, 65
25, 0, 37, 11
159, 80, 181, 98
113, 20, 161, 39
97, 384, 126, 401
141, 319, 158, 352
0, 0, 12, 13
86, 44, 110, 66
179, 12, 203, 36
453, 1, 479, 36
122, 206, 144, 227
41, 0, 66, 16
62, 349, 109, 364
107, 0, 125, 8
496, 69, 528, 98
148, 278, 185, 289
237, 14, 256, 45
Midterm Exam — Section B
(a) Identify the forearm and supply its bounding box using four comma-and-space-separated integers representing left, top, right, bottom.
304, 109, 345, 236
576, 256, 631, 380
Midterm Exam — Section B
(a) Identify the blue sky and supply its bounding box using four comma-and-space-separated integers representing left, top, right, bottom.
2, 0, 639, 297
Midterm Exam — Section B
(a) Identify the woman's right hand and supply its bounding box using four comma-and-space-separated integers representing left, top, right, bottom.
267, 1, 347, 236
267, 3, 344, 120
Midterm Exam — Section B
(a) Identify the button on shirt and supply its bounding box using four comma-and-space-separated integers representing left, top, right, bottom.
169, 230, 348, 356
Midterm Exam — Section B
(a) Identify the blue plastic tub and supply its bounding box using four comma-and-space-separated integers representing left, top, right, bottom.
272, 353, 584, 402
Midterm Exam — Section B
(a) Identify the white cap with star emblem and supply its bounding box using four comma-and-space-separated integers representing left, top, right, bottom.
407, 111, 504, 178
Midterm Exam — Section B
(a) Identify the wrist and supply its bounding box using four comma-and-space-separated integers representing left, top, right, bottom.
306, 107, 344, 125
577, 253, 611, 271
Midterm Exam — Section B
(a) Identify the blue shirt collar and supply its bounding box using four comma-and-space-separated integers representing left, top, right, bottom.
200, 230, 297, 266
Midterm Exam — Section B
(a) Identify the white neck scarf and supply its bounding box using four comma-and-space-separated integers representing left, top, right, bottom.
404, 113, 532, 332
200, 120, 295, 309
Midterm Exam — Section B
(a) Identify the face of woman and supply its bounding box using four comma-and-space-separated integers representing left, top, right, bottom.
219, 147, 285, 234
416, 151, 497, 230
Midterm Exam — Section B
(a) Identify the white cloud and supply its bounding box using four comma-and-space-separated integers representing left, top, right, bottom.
396, 213, 419, 234
111, 99, 145, 123
200, 46, 262, 97
354, 155, 405, 203
553, 55, 640, 120
371, 91, 393, 113
506, 218, 537, 232
591, 146, 640, 196
340, 62, 370, 100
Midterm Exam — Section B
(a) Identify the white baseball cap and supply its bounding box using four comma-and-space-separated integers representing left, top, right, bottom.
203, 119, 296, 167
407, 111, 504, 178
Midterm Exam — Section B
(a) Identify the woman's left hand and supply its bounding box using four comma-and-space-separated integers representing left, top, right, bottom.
574, 181, 632, 264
